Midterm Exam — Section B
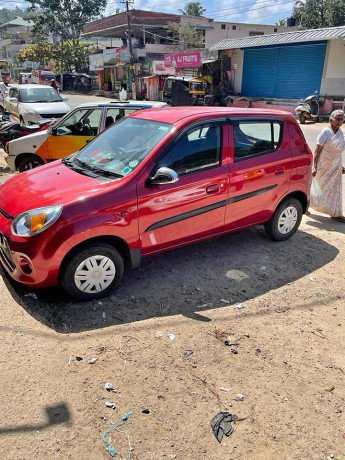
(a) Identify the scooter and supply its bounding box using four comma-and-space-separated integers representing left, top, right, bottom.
0, 110, 11, 130
0, 118, 53, 148
295, 91, 323, 124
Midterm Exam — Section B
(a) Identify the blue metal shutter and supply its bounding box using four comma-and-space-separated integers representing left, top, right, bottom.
242, 43, 327, 99
242, 48, 278, 97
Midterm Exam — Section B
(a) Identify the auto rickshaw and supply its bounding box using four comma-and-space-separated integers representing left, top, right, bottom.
162, 76, 206, 106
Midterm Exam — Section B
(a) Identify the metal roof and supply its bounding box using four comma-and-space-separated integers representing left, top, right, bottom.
210, 25, 345, 50
0, 17, 33, 29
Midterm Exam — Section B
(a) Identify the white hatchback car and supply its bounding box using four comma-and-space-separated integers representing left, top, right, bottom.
1, 84, 70, 125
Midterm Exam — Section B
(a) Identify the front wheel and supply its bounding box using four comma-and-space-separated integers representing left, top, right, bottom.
265, 198, 303, 241
61, 244, 124, 300
18, 155, 45, 172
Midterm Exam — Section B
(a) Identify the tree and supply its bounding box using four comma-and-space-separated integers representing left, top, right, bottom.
293, 0, 345, 28
275, 19, 287, 26
26, 0, 107, 41
167, 22, 204, 51
178, 2, 206, 16
17, 41, 95, 72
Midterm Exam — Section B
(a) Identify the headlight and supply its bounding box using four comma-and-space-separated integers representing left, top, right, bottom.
12, 205, 63, 236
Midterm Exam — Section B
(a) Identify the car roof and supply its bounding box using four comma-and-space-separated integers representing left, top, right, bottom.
10, 84, 54, 89
129, 106, 295, 123
74, 100, 167, 109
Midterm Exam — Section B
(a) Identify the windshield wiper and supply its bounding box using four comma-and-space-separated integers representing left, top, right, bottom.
75, 159, 123, 178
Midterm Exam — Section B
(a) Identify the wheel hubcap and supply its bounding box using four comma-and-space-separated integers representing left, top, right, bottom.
74, 255, 116, 293
278, 206, 298, 234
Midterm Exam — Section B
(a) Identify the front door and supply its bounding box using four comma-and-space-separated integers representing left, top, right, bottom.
45, 108, 102, 161
7, 87, 19, 117
137, 122, 231, 254
225, 118, 292, 229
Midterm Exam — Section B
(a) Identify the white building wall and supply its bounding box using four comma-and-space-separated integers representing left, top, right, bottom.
180, 16, 297, 49
321, 39, 345, 96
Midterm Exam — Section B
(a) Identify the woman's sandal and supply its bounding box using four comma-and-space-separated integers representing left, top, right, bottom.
331, 216, 345, 223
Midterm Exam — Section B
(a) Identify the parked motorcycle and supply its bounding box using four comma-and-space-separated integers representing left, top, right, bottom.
0, 111, 11, 130
295, 91, 323, 124
0, 118, 53, 148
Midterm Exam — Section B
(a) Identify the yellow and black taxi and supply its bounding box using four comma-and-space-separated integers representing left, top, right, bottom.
4, 100, 167, 172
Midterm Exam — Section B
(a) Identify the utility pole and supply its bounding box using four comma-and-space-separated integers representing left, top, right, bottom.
119, 0, 134, 98
60, 34, 64, 92
125, 0, 134, 65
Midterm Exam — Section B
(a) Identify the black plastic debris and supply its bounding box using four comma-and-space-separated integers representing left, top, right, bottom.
210, 411, 236, 442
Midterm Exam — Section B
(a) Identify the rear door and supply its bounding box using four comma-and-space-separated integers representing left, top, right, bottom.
45, 108, 102, 160
137, 121, 231, 254
225, 117, 292, 229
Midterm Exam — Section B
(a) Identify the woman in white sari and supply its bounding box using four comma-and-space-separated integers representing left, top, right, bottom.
311, 109, 345, 222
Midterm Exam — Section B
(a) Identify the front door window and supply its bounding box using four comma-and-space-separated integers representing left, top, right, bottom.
56, 108, 102, 136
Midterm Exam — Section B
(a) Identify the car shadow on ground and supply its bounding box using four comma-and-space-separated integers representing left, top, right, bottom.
0, 227, 339, 333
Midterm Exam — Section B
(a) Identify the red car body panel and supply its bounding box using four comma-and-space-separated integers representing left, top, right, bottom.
0, 108, 312, 289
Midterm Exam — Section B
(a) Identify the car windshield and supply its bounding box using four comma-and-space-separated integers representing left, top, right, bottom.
20, 87, 62, 103
70, 117, 172, 178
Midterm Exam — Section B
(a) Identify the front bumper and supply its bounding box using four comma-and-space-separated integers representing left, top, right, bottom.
3, 152, 16, 172
0, 212, 68, 288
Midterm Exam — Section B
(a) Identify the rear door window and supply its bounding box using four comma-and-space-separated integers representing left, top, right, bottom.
233, 121, 282, 161
105, 108, 140, 127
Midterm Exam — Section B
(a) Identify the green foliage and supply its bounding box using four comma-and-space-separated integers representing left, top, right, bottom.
167, 22, 204, 51
26, 0, 107, 40
0, 7, 24, 25
293, 0, 345, 28
178, 2, 206, 16
17, 41, 95, 72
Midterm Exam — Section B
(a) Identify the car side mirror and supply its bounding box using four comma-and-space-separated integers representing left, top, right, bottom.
148, 167, 179, 185
9, 97, 18, 103
51, 126, 58, 135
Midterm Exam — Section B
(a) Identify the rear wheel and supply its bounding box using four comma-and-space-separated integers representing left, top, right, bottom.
265, 198, 303, 241
298, 113, 306, 124
18, 155, 45, 172
61, 244, 124, 300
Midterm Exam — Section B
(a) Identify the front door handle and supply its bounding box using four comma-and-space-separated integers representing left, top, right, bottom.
275, 168, 284, 176
206, 184, 220, 194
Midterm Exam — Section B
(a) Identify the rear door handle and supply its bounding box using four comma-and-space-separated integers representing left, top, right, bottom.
206, 184, 220, 194
275, 168, 284, 176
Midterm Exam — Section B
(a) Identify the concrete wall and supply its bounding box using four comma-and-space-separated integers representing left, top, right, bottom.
232, 49, 244, 94
321, 39, 345, 97
180, 16, 297, 49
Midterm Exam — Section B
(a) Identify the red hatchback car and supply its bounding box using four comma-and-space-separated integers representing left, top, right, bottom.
0, 107, 312, 300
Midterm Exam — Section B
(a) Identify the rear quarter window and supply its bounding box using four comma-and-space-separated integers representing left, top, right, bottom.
233, 120, 282, 161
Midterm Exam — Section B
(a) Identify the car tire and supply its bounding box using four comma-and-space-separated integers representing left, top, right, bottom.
61, 244, 124, 300
18, 155, 45, 172
298, 113, 306, 124
265, 198, 303, 241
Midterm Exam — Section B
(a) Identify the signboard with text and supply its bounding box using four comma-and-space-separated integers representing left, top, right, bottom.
164, 51, 201, 69
152, 61, 175, 76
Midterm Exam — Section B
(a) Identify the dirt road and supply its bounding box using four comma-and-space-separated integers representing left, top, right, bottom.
0, 123, 344, 460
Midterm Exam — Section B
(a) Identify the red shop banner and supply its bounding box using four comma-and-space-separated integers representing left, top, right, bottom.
164, 51, 201, 69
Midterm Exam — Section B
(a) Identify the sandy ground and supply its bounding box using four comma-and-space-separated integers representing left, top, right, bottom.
0, 124, 344, 460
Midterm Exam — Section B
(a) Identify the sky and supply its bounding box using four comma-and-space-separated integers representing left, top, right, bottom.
0, 0, 296, 26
